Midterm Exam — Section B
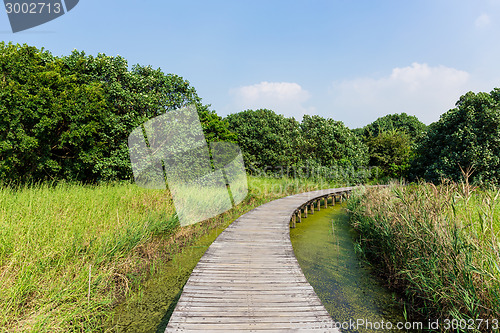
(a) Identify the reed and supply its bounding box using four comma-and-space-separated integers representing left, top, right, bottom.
347, 181, 500, 332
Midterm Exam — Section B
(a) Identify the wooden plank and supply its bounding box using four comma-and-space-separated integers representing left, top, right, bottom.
164, 188, 353, 332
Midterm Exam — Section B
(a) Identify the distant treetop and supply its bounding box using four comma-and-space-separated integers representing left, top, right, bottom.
359, 112, 427, 139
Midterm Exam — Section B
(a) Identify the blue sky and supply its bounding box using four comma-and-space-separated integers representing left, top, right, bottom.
2, 0, 499, 128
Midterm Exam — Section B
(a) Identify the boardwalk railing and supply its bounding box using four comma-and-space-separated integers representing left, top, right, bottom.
165, 187, 353, 332
289, 190, 350, 228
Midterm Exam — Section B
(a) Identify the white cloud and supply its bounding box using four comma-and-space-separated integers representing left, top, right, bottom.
229, 81, 314, 118
330, 63, 471, 128
475, 13, 491, 28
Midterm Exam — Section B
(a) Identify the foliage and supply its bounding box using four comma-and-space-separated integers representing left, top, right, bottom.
412, 89, 500, 184
0, 42, 234, 183
300, 115, 368, 169
225, 109, 302, 169
357, 112, 427, 141
225, 109, 370, 183
365, 129, 412, 178
355, 113, 426, 180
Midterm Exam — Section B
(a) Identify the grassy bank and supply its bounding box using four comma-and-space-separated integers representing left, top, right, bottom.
347, 182, 500, 332
0, 176, 339, 332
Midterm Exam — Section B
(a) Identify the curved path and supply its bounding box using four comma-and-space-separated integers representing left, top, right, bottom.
165, 187, 353, 332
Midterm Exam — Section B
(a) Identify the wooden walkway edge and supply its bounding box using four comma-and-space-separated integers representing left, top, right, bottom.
165, 187, 354, 332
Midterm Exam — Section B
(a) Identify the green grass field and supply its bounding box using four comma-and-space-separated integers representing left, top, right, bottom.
0, 176, 339, 332
347, 182, 500, 332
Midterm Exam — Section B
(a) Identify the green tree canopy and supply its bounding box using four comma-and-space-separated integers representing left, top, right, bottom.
0, 42, 234, 183
300, 115, 368, 169
355, 113, 426, 179
412, 89, 500, 183
225, 109, 301, 170
225, 110, 369, 181
358, 112, 427, 139
365, 129, 412, 178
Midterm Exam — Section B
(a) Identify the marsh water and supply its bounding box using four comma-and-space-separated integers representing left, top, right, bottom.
290, 203, 417, 332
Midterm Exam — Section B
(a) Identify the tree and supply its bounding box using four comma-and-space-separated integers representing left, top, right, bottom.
225, 110, 370, 183
299, 115, 368, 169
412, 89, 500, 184
225, 109, 301, 171
358, 112, 427, 140
365, 129, 412, 178
355, 113, 426, 179
0, 42, 234, 183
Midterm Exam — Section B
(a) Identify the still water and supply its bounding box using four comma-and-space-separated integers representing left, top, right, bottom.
290, 203, 417, 332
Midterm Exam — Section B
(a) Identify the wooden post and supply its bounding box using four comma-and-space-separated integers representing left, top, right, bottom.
310, 202, 314, 214
317, 199, 320, 211
297, 211, 301, 223
304, 205, 308, 217
324, 196, 328, 208
291, 214, 296, 228
331, 195, 335, 206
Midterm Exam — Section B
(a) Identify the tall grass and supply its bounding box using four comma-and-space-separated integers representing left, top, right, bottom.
0, 181, 176, 332
0, 175, 338, 332
347, 181, 500, 332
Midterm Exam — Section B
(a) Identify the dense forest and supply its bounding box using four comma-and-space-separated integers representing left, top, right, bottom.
2, 42, 500, 185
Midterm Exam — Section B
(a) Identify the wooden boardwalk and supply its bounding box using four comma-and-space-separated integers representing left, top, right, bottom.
165, 188, 353, 332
